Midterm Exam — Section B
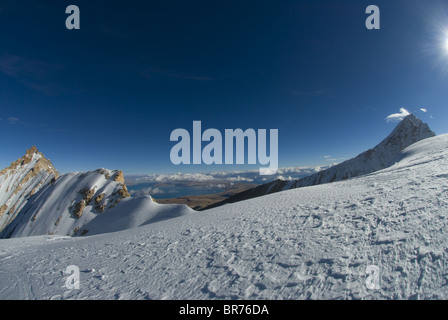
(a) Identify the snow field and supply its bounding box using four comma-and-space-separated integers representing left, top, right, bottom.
1, 134, 447, 300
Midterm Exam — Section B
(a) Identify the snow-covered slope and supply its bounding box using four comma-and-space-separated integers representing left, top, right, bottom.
0, 146, 59, 234
0, 168, 193, 238
206, 114, 435, 209
1, 133, 447, 300
83, 195, 193, 236
288, 113, 436, 187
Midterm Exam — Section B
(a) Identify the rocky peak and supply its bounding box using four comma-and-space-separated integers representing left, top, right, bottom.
0, 146, 59, 178
0, 146, 60, 232
291, 114, 436, 187
114, 171, 125, 184
26, 145, 38, 155
380, 114, 435, 151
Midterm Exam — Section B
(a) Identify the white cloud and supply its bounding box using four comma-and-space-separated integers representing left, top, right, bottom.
276, 175, 293, 181
129, 187, 165, 197
386, 108, 410, 122
322, 155, 346, 163
132, 165, 331, 185
207, 183, 226, 189
154, 173, 216, 182
8, 117, 19, 124
226, 176, 254, 182
420, 108, 428, 113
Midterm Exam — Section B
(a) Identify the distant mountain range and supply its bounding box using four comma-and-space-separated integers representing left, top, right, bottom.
204, 114, 435, 210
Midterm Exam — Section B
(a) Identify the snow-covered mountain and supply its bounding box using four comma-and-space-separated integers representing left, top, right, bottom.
0, 131, 447, 300
207, 114, 435, 209
0, 146, 59, 234
0, 148, 193, 238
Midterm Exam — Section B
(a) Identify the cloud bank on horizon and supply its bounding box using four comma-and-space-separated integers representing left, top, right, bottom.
130, 166, 329, 185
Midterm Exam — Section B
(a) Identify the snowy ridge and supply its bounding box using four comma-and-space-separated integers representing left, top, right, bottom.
0, 133, 447, 299
0, 147, 59, 234
287, 113, 435, 188
206, 114, 435, 209
0, 168, 193, 238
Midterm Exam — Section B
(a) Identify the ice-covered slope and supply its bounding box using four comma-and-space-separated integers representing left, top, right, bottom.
206, 114, 435, 209
0, 168, 193, 238
0, 133, 447, 300
0, 146, 59, 234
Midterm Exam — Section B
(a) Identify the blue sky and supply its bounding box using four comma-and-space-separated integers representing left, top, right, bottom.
1, 0, 448, 175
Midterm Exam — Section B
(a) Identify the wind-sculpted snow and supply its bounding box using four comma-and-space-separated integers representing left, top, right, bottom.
83, 196, 194, 236
0, 134, 447, 300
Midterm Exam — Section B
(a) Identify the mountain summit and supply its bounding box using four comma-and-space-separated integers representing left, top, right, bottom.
205, 114, 436, 209
0, 146, 59, 232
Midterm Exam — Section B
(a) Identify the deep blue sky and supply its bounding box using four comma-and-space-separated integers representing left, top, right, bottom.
1, 0, 447, 174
